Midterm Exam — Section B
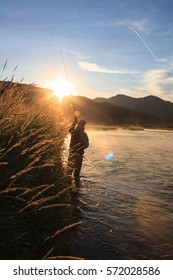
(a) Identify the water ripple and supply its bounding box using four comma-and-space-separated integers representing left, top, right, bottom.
72, 129, 173, 259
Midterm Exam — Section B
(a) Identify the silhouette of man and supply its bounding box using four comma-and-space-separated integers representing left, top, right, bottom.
68, 112, 89, 185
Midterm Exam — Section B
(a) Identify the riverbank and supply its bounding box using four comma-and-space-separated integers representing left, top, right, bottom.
0, 82, 79, 260
86, 124, 173, 131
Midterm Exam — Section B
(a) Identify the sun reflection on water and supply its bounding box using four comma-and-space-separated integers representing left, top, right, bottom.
62, 134, 70, 167
135, 199, 171, 242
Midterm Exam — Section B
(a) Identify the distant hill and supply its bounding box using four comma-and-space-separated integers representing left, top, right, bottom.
1, 80, 173, 128
63, 95, 173, 128
0, 81, 52, 104
94, 94, 173, 123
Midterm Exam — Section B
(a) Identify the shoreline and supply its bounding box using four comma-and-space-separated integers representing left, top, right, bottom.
86, 124, 173, 131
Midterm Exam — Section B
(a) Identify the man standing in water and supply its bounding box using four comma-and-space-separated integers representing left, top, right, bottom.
68, 111, 89, 185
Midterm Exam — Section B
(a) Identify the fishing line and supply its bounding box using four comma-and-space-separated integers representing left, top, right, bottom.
59, 50, 72, 95
58, 50, 77, 117
50, 12, 159, 63
49, 11, 97, 52
48, 11, 76, 51
48, 11, 104, 113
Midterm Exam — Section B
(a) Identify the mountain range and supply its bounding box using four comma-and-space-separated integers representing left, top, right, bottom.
1, 81, 173, 128
64, 94, 173, 129
94, 94, 173, 124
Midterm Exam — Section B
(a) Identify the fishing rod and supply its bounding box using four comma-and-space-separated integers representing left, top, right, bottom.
59, 50, 71, 95
59, 50, 81, 122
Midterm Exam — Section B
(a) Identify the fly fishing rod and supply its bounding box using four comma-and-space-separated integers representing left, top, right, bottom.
59, 50, 81, 122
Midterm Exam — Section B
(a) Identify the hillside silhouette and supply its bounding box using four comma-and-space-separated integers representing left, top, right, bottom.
94, 94, 173, 124
1, 81, 173, 128
64, 95, 173, 128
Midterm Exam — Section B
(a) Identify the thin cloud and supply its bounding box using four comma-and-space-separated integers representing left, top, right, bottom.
127, 25, 159, 61
122, 19, 149, 33
118, 22, 167, 63
116, 86, 149, 98
115, 69, 173, 101
116, 69, 173, 102
58, 49, 92, 60
143, 69, 173, 95
78, 61, 139, 74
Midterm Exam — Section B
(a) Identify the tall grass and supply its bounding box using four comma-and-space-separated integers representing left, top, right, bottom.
0, 78, 81, 259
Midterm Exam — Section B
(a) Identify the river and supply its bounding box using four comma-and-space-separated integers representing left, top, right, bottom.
69, 129, 173, 259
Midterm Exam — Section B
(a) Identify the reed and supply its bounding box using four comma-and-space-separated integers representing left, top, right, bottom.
0, 77, 79, 259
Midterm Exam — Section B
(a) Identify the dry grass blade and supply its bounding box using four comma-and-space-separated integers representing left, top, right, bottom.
9, 163, 54, 187
1, 194, 25, 202
87, 162, 100, 172
38, 203, 71, 211
55, 185, 73, 197
26, 185, 73, 208
13, 65, 18, 73
46, 256, 84, 260
0, 141, 24, 160
0, 76, 76, 259
42, 247, 55, 260
10, 74, 14, 82
20, 195, 56, 211
21, 185, 73, 211
19, 186, 73, 212
19, 184, 50, 197
45, 221, 82, 241
0, 187, 28, 195
2, 59, 8, 72
21, 138, 54, 156
29, 184, 55, 202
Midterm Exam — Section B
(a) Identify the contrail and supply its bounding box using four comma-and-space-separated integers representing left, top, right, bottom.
121, 24, 159, 61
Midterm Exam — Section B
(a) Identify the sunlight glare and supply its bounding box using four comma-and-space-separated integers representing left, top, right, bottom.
47, 77, 77, 100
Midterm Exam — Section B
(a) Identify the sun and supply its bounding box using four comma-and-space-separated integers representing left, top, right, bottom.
47, 77, 76, 100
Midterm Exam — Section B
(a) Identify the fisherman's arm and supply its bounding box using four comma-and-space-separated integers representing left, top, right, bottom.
69, 116, 78, 133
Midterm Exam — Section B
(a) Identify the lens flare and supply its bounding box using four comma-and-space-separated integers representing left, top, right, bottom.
105, 152, 114, 161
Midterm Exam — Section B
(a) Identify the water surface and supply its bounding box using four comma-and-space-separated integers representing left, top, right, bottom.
70, 129, 173, 259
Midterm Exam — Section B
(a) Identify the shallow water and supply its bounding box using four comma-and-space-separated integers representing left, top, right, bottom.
70, 129, 173, 259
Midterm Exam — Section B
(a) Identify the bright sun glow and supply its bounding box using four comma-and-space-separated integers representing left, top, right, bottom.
47, 77, 77, 100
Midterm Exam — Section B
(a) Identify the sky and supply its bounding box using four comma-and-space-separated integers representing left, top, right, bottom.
1, 0, 173, 101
